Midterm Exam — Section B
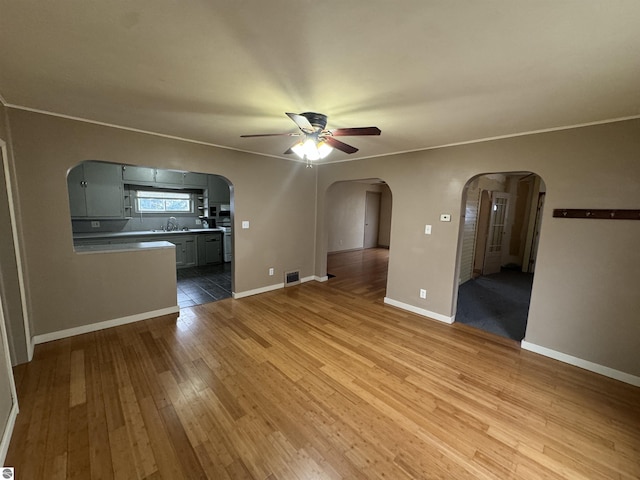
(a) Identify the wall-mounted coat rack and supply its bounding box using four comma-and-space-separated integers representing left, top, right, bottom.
553, 209, 640, 220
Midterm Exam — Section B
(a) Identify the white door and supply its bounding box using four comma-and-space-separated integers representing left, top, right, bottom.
363, 191, 381, 249
483, 192, 510, 275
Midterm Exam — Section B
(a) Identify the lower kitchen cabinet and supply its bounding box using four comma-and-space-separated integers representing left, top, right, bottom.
163, 236, 196, 268
74, 232, 219, 269
197, 233, 223, 265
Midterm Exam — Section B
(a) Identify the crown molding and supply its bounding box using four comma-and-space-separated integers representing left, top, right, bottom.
3, 103, 303, 163
5, 102, 640, 165
321, 113, 640, 165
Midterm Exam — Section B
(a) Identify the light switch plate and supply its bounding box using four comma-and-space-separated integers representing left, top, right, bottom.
424, 225, 432, 235
440, 214, 451, 222
242, 220, 250, 229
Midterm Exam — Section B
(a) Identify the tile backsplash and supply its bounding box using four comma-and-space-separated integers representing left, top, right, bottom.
71, 214, 206, 234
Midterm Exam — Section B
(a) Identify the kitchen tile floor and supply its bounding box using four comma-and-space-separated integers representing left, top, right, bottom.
176, 263, 232, 308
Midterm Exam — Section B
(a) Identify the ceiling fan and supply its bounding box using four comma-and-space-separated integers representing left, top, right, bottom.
241, 112, 381, 165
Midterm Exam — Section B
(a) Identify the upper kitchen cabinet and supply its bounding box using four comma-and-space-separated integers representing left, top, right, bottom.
122, 166, 207, 188
208, 175, 231, 203
183, 172, 207, 187
122, 165, 155, 183
67, 161, 124, 218
154, 169, 184, 185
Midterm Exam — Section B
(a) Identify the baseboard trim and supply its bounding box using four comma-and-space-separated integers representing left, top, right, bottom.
33, 306, 180, 345
0, 401, 19, 466
521, 341, 640, 387
27, 336, 35, 362
233, 283, 283, 299
233, 275, 319, 299
383, 297, 454, 324
314, 275, 329, 282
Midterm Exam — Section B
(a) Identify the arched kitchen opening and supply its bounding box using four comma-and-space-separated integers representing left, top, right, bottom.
454, 171, 546, 341
67, 160, 234, 308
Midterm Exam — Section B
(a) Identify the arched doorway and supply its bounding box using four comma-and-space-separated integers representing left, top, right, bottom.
324, 179, 392, 300
66, 160, 234, 307
455, 172, 546, 340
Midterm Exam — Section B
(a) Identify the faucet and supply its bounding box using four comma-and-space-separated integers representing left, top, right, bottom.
166, 217, 178, 231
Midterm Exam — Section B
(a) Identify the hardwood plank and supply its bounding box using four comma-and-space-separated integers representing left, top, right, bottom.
158, 404, 208, 479
6, 248, 640, 479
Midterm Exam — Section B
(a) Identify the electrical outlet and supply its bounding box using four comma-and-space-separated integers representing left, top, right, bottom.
242, 220, 250, 229
195, 219, 201, 225
440, 214, 451, 222
424, 224, 432, 235
419, 289, 427, 299
91, 221, 100, 228
269, 267, 274, 276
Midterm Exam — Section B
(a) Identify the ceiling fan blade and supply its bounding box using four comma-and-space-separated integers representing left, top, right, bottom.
286, 112, 314, 132
283, 147, 295, 154
329, 127, 381, 136
240, 132, 301, 138
324, 136, 358, 154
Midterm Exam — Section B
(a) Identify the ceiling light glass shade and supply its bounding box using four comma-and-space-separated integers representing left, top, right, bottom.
317, 141, 333, 159
291, 142, 306, 158
291, 138, 333, 161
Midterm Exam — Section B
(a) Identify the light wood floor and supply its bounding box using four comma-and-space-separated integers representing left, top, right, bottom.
7, 248, 640, 479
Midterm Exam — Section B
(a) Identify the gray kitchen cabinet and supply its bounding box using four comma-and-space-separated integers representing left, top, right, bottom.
207, 175, 230, 203
67, 162, 123, 218
154, 169, 184, 185
183, 172, 207, 187
171, 235, 197, 268
197, 233, 223, 265
73, 231, 222, 269
121, 165, 156, 183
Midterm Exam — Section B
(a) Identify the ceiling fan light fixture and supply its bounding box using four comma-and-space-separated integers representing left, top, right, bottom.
241, 112, 380, 162
317, 141, 333, 159
291, 138, 332, 161
291, 141, 306, 159
302, 138, 320, 160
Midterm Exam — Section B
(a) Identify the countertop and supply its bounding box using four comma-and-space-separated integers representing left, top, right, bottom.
74, 240, 176, 254
73, 228, 224, 240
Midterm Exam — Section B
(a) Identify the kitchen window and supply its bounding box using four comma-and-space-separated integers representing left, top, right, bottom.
135, 190, 192, 213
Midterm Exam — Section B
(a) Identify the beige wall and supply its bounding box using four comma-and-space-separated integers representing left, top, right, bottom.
325, 181, 392, 253
325, 182, 391, 252
7, 109, 317, 337
315, 120, 640, 377
4, 106, 640, 380
378, 184, 392, 248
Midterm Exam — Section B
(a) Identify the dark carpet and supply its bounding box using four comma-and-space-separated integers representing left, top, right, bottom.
456, 269, 534, 341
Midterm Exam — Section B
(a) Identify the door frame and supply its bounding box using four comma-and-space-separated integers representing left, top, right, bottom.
1, 139, 33, 362
453, 171, 546, 335
0, 289, 19, 465
363, 191, 381, 249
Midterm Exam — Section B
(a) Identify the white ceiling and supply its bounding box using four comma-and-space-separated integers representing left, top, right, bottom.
1, 1, 640, 163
